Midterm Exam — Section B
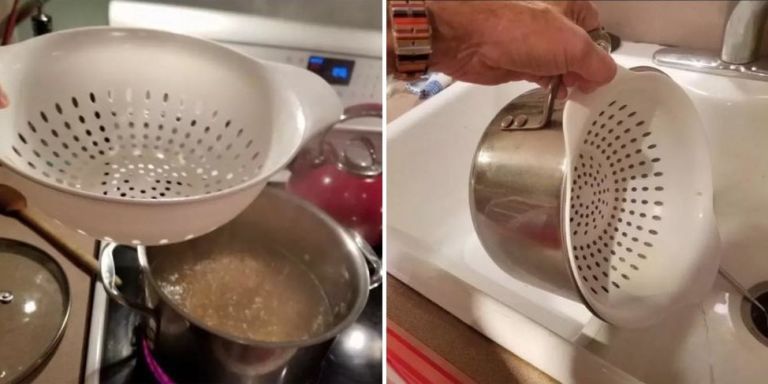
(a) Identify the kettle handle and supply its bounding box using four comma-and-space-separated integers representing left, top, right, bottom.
311, 103, 383, 165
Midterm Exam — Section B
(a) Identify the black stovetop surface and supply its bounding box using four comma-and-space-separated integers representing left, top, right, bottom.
88, 244, 382, 384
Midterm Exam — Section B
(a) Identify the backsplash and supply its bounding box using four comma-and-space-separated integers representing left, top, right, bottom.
596, 0, 768, 53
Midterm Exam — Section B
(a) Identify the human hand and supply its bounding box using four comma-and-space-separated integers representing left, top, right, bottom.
0, 85, 7, 108
427, 1, 616, 96
544, 0, 601, 31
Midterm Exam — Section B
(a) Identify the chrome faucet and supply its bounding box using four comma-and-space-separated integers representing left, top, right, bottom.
721, 1, 768, 64
653, 0, 768, 81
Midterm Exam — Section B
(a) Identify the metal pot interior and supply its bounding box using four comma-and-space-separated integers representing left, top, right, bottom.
142, 187, 369, 347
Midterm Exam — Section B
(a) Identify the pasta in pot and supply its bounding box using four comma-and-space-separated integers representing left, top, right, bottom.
154, 248, 332, 342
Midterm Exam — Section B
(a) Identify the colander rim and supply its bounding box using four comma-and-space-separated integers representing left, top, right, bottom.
0, 26, 311, 205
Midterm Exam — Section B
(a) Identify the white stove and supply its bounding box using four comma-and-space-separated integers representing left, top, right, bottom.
106, 0, 383, 184
108, 0, 382, 132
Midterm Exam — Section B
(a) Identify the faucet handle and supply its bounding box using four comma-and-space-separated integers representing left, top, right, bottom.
721, 0, 768, 64
31, 4, 52, 37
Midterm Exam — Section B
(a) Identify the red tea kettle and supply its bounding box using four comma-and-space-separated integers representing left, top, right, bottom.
287, 104, 382, 246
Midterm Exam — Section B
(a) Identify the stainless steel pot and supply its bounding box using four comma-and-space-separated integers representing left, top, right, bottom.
469, 29, 618, 310
98, 187, 382, 383
469, 65, 678, 319
469, 87, 583, 302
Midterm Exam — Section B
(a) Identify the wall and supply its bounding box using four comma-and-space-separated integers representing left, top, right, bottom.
16, 0, 110, 40
595, 0, 768, 53
13, 0, 380, 40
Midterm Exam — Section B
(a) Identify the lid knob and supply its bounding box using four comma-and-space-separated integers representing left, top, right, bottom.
0, 291, 13, 304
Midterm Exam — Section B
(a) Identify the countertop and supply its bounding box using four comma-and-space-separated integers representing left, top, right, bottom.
387, 276, 556, 383
385, 81, 424, 123
0, 164, 94, 384
385, 86, 554, 383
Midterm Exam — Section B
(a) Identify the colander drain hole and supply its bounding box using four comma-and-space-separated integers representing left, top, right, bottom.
569, 99, 664, 298
9, 88, 266, 200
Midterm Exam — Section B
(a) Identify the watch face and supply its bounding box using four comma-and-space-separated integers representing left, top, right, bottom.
307, 56, 356, 86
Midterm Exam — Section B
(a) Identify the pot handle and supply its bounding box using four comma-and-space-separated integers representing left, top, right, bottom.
503, 28, 611, 131
351, 230, 382, 289
98, 242, 154, 318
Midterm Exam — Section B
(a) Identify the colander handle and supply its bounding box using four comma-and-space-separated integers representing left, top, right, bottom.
262, 61, 344, 145
98, 242, 155, 318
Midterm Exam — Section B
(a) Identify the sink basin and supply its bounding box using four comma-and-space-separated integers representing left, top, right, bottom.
387, 41, 768, 384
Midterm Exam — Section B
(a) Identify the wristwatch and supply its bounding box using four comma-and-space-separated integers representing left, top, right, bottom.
389, 0, 432, 80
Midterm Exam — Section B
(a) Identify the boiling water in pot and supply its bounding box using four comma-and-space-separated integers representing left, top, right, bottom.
154, 247, 333, 342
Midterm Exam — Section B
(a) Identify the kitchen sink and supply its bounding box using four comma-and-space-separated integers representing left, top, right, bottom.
387, 41, 768, 384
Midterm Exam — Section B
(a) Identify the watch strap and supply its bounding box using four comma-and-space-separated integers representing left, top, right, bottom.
390, 0, 432, 79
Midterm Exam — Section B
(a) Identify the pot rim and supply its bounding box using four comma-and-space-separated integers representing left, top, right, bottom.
139, 187, 371, 348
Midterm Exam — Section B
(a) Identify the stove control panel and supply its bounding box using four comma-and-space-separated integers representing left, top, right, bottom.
224, 42, 382, 110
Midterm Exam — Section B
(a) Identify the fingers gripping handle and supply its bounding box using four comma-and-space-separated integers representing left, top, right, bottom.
544, 28, 611, 125
504, 27, 612, 131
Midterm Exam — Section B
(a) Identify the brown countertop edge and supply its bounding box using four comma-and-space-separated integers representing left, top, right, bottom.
387, 275, 558, 384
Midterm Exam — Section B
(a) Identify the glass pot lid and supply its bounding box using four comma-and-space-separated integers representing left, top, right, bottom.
0, 238, 70, 384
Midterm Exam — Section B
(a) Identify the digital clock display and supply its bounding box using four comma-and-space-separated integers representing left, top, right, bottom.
307, 55, 355, 86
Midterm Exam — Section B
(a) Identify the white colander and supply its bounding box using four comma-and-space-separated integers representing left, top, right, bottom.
0, 27, 342, 245
563, 66, 720, 327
